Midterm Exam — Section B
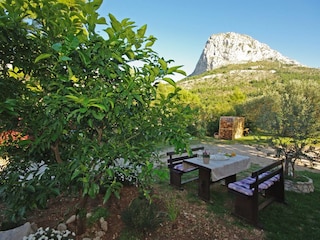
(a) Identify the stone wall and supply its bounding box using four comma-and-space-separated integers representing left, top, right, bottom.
285, 176, 314, 193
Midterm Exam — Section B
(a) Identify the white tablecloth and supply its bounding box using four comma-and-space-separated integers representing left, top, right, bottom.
184, 154, 250, 181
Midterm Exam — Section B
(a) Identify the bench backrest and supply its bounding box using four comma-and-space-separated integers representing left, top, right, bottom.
167, 146, 204, 168
250, 160, 284, 190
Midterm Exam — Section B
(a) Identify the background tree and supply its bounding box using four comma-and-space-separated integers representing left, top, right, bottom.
246, 80, 320, 177
156, 83, 205, 136
0, 0, 192, 231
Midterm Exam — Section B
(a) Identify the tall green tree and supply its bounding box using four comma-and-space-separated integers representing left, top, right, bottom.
0, 0, 192, 231
243, 80, 320, 176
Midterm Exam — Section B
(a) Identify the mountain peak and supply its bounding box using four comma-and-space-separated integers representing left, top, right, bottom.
190, 32, 300, 76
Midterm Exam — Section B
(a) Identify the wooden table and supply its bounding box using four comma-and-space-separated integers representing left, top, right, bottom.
184, 154, 250, 201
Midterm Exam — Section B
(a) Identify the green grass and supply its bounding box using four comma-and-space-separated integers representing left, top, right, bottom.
261, 170, 320, 240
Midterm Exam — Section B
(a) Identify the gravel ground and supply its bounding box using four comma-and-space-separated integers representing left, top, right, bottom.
158, 143, 320, 172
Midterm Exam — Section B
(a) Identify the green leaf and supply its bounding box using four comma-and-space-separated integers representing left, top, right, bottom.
52, 43, 62, 52
103, 188, 112, 204
158, 58, 167, 70
162, 77, 176, 86
77, 114, 83, 123
67, 66, 74, 80
69, 35, 79, 49
59, 56, 72, 62
109, 13, 121, 32
51, 188, 60, 196
88, 183, 99, 198
114, 190, 120, 199
167, 65, 186, 75
145, 40, 154, 48
78, 51, 90, 65
92, 111, 105, 120
105, 27, 114, 38
66, 95, 82, 103
26, 185, 36, 193
88, 103, 107, 111
111, 52, 123, 63
175, 69, 186, 75
134, 94, 144, 104
96, 16, 107, 24
79, 108, 87, 113
109, 100, 115, 109
126, 50, 135, 60
137, 25, 147, 38
34, 53, 52, 63
88, 119, 93, 128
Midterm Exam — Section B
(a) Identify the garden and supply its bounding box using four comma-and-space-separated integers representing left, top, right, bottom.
1, 0, 320, 239
1, 140, 320, 240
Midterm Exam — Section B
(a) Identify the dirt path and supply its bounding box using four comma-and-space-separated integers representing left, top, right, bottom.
159, 143, 320, 172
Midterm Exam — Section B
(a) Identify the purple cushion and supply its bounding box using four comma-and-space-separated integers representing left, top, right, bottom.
173, 163, 184, 171
241, 176, 255, 184
258, 171, 270, 179
258, 174, 280, 191
270, 174, 280, 181
173, 163, 197, 172
228, 173, 281, 196
228, 182, 253, 196
258, 181, 273, 190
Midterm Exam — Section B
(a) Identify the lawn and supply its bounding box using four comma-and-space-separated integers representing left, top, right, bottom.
260, 170, 320, 240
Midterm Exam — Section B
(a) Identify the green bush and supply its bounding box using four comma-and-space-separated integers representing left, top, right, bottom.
206, 119, 219, 136
87, 206, 109, 227
0, 160, 74, 223
121, 197, 165, 234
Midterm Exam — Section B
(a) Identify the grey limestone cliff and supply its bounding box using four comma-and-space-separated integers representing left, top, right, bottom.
190, 32, 300, 76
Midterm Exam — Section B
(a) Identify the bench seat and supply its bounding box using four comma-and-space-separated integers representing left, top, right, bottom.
228, 160, 285, 227
173, 163, 198, 172
228, 173, 281, 196
167, 146, 204, 188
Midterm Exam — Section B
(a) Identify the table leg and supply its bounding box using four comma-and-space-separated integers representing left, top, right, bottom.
224, 174, 236, 185
198, 167, 211, 201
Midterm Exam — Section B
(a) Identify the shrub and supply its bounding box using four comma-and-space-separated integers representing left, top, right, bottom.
164, 197, 180, 222
0, 160, 73, 223
87, 206, 109, 227
121, 197, 165, 233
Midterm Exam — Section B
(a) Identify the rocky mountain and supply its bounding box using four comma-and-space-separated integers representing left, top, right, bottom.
190, 32, 301, 76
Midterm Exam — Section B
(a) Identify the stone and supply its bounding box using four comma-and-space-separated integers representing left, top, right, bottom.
0, 222, 35, 240
190, 32, 301, 76
66, 214, 77, 224
57, 223, 67, 232
93, 231, 106, 240
95, 230, 105, 238
99, 217, 108, 232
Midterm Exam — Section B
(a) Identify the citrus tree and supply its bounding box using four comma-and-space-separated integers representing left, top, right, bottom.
0, 0, 193, 231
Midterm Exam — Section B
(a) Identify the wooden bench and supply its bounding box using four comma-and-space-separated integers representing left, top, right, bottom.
228, 160, 285, 227
167, 146, 204, 188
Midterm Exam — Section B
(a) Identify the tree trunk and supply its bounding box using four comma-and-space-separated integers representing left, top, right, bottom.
284, 157, 290, 176
291, 161, 296, 178
76, 194, 89, 235
50, 140, 62, 163
96, 127, 103, 145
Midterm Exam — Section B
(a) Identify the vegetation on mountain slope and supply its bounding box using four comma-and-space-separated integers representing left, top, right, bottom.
168, 61, 320, 135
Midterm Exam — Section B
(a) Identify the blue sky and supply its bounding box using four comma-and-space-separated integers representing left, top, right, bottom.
97, 0, 320, 80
